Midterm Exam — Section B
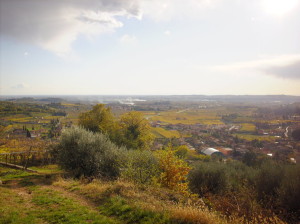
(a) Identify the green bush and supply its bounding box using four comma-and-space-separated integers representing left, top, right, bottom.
188, 162, 229, 195
255, 161, 284, 201
120, 150, 159, 184
277, 164, 300, 214
174, 145, 188, 159
225, 160, 257, 190
54, 126, 125, 178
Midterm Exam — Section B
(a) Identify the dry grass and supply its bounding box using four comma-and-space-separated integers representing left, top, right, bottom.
168, 205, 226, 224
54, 177, 230, 224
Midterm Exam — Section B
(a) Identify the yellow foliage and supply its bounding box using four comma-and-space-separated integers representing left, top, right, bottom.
239, 123, 256, 132
119, 111, 154, 150
151, 127, 180, 138
155, 147, 191, 194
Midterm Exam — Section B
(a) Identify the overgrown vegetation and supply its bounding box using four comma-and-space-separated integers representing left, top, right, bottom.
188, 160, 300, 223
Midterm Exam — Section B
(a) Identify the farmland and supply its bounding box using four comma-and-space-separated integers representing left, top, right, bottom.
147, 110, 224, 125
151, 127, 181, 138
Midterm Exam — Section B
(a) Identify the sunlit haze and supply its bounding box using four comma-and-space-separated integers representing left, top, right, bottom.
1, 0, 300, 95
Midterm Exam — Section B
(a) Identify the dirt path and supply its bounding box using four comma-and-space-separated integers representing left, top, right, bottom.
1, 174, 119, 224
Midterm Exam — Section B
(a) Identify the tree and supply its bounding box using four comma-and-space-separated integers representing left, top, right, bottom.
242, 151, 258, 167
118, 111, 154, 150
54, 126, 125, 178
155, 146, 191, 194
120, 150, 159, 184
174, 145, 189, 159
78, 104, 115, 134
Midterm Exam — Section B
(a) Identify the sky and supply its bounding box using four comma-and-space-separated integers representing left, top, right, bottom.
0, 0, 300, 95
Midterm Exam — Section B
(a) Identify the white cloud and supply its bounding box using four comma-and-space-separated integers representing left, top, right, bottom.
0, 0, 141, 57
164, 30, 171, 35
120, 34, 137, 44
261, 0, 299, 16
140, 0, 220, 21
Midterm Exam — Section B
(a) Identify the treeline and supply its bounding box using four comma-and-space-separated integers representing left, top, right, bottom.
0, 102, 67, 122
0, 102, 50, 115
256, 103, 300, 117
0, 102, 65, 116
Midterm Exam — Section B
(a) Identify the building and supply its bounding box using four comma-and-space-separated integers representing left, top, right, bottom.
201, 147, 224, 157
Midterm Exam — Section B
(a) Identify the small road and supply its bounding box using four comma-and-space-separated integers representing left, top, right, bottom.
176, 108, 190, 114
285, 126, 289, 138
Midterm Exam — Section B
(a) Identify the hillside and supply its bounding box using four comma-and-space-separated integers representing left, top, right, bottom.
0, 165, 234, 224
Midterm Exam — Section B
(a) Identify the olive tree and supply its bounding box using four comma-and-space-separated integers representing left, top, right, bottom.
54, 126, 125, 178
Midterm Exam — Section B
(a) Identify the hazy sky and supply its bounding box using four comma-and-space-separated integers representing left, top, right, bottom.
1, 0, 300, 95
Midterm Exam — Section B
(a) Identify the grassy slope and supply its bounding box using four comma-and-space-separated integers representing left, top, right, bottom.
1, 165, 287, 224
0, 166, 117, 224
0, 165, 230, 224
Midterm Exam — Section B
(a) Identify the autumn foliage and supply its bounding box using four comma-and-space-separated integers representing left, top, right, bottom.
155, 146, 191, 194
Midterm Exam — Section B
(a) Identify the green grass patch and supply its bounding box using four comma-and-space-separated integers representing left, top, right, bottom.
99, 196, 169, 224
0, 187, 43, 224
0, 169, 36, 181
31, 187, 118, 224
29, 164, 62, 174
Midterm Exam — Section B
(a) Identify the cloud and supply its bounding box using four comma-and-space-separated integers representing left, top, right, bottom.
11, 83, 30, 89
264, 61, 300, 79
140, 0, 220, 21
0, 0, 140, 57
212, 54, 300, 79
164, 30, 171, 35
120, 34, 137, 44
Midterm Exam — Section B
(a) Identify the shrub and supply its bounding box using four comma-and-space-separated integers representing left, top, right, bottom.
54, 126, 125, 178
242, 151, 258, 167
255, 161, 284, 201
174, 145, 188, 159
277, 164, 300, 215
188, 162, 228, 195
225, 160, 257, 190
155, 148, 191, 194
120, 150, 160, 184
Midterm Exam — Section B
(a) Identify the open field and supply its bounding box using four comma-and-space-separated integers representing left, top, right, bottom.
148, 110, 223, 125
239, 123, 256, 132
234, 134, 277, 141
151, 127, 181, 138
